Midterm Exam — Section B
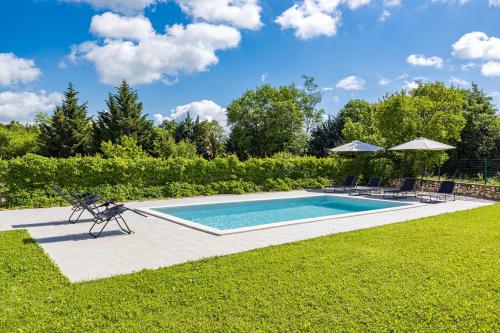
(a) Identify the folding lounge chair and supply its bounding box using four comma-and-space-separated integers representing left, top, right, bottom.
324, 175, 357, 193
418, 181, 456, 203
53, 186, 106, 223
349, 177, 382, 196
70, 192, 132, 238
383, 177, 417, 199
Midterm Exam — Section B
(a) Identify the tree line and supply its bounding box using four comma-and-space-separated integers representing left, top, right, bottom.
0, 78, 499, 169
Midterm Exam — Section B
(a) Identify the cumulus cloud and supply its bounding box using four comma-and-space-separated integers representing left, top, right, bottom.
0, 91, 63, 123
0, 53, 42, 87
154, 100, 227, 126
449, 76, 469, 86
452, 32, 500, 61
275, 0, 371, 40
62, 0, 162, 15
378, 9, 390, 22
490, 0, 500, 6
384, 0, 401, 6
379, 77, 391, 86
406, 54, 444, 69
481, 61, 500, 77
177, 0, 262, 30
336, 75, 365, 90
403, 77, 428, 90
70, 12, 241, 85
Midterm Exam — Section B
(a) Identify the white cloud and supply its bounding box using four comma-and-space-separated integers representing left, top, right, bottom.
379, 77, 391, 85
431, 0, 471, 5
336, 75, 365, 90
275, 0, 371, 40
323, 86, 334, 91
481, 61, 500, 77
460, 62, 478, 71
168, 100, 227, 126
261, 72, 268, 83
403, 77, 428, 90
449, 76, 469, 86
0, 91, 63, 123
378, 9, 390, 22
177, 0, 262, 30
384, 0, 401, 6
0, 53, 42, 87
452, 32, 500, 61
490, 0, 500, 6
62, 0, 162, 15
406, 54, 444, 69
70, 12, 241, 85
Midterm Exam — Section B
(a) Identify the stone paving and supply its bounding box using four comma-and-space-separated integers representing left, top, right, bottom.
0, 191, 493, 282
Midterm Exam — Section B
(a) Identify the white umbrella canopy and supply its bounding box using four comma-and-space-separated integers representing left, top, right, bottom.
330, 140, 384, 152
389, 137, 455, 151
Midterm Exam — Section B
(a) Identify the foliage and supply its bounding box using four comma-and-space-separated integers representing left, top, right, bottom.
100, 136, 149, 159
452, 83, 500, 160
227, 84, 309, 158
38, 83, 93, 157
94, 80, 155, 152
300, 75, 325, 134
308, 116, 343, 157
0, 122, 40, 159
0, 154, 354, 208
0, 205, 498, 331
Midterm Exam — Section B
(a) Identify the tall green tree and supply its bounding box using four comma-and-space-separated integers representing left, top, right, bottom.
452, 83, 500, 160
227, 84, 310, 159
308, 116, 343, 157
300, 75, 325, 134
192, 118, 226, 159
94, 80, 155, 151
173, 113, 195, 143
39, 83, 93, 157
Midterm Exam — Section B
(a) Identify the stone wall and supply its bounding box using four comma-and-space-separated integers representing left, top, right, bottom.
389, 178, 500, 201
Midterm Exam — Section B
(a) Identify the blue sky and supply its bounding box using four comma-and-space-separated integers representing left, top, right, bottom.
1, 0, 500, 124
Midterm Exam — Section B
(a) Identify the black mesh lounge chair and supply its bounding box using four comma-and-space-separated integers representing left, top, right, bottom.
349, 177, 382, 196
383, 177, 417, 199
53, 186, 106, 223
324, 175, 357, 193
70, 192, 132, 238
418, 181, 456, 203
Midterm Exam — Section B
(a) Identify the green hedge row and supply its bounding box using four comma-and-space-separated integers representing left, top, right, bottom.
0, 154, 360, 208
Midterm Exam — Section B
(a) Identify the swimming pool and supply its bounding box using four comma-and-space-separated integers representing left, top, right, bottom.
141, 194, 412, 235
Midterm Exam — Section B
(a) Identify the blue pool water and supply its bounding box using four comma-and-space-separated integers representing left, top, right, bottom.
152, 196, 408, 231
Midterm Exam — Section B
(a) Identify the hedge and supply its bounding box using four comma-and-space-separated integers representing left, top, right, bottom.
0, 154, 365, 208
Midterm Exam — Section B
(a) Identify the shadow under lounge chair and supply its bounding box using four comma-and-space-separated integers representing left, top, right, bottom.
418, 181, 456, 203
53, 186, 107, 223
349, 177, 382, 196
324, 175, 357, 193
383, 177, 417, 199
70, 192, 133, 238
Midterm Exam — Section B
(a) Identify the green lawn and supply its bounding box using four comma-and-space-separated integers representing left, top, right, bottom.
1, 205, 499, 332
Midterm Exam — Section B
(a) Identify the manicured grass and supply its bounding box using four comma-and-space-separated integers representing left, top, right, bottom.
1, 205, 499, 332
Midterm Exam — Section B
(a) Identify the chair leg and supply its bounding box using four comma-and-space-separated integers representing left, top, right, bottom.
89, 219, 110, 238
115, 215, 133, 234
69, 207, 84, 224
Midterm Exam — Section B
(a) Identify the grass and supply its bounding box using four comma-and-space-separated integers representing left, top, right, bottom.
1, 205, 499, 332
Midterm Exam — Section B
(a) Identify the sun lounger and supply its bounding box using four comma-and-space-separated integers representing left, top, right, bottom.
383, 177, 417, 199
70, 192, 133, 238
349, 177, 382, 196
53, 186, 106, 223
324, 175, 357, 193
418, 181, 456, 203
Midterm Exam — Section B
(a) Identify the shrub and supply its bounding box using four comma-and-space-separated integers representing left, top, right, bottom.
0, 154, 385, 208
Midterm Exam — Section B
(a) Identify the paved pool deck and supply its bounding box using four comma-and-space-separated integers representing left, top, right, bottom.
0, 191, 494, 282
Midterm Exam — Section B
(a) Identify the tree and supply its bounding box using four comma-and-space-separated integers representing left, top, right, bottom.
94, 80, 155, 152
226, 84, 309, 159
173, 113, 195, 143
192, 118, 226, 159
300, 75, 325, 134
452, 83, 500, 160
340, 100, 383, 145
39, 83, 93, 157
100, 135, 149, 159
0, 122, 40, 159
308, 116, 343, 157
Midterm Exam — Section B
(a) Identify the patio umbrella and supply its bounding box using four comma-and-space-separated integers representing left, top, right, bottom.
330, 140, 384, 152
389, 137, 455, 184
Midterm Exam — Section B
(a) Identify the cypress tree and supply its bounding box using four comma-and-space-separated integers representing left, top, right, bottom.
39, 83, 92, 157
94, 80, 154, 151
